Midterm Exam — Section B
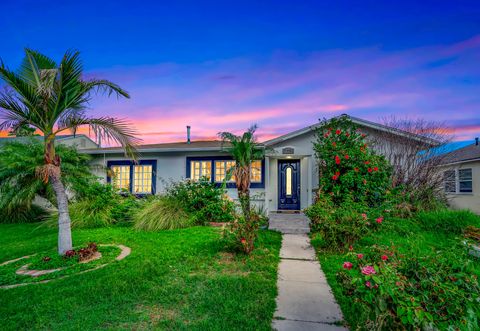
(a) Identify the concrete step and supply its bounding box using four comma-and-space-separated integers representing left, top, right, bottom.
269, 227, 310, 234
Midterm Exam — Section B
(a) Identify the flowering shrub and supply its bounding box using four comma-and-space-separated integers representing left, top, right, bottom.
337, 244, 480, 330
305, 194, 387, 250
222, 215, 260, 254
313, 116, 392, 205
165, 178, 235, 224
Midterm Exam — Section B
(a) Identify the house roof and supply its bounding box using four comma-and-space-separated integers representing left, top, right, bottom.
81, 140, 234, 154
439, 142, 480, 165
263, 114, 440, 146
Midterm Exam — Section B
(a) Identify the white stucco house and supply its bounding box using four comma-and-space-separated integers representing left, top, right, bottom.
81, 115, 435, 213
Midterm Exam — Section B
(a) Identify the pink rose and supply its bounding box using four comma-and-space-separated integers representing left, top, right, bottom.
361, 213, 367, 219
361, 265, 376, 275
343, 262, 353, 270
376, 217, 383, 224
357, 254, 364, 259
381, 255, 388, 261
365, 281, 372, 288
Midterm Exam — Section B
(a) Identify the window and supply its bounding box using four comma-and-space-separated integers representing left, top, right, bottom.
111, 165, 130, 191
251, 160, 262, 182
190, 160, 212, 180
107, 160, 156, 194
285, 166, 292, 196
459, 169, 473, 193
133, 165, 153, 194
444, 168, 473, 194
215, 160, 236, 182
186, 157, 265, 188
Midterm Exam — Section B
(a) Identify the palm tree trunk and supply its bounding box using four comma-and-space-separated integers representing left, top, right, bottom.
50, 173, 73, 254
45, 135, 73, 255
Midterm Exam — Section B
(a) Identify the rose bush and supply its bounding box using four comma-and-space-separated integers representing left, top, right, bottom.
337, 244, 480, 330
313, 116, 392, 206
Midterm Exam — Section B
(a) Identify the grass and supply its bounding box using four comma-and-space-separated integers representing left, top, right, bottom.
311, 210, 480, 330
0, 223, 281, 330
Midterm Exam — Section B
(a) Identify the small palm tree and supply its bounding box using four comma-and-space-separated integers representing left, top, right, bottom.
0, 49, 139, 254
218, 125, 264, 221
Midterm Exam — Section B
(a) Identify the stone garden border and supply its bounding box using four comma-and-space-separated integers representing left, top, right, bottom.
0, 244, 131, 290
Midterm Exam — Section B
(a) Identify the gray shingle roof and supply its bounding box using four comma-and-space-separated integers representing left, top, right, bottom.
440, 143, 480, 165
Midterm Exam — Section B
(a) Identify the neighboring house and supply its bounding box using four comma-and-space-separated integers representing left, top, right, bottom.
439, 138, 480, 214
0, 134, 98, 150
81, 115, 436, 213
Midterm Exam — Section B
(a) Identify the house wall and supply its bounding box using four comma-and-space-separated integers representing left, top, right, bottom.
89, 151, 266, 209
441, 160, 480, 214
60, 136, 98, 149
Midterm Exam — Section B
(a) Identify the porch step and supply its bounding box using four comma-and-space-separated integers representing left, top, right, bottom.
268, 212, 311, 234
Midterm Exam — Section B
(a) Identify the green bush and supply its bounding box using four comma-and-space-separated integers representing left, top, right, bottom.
133, 196, 193, 231
47, 182, 139, 228
0, 204, 49, 223
0, 140, 95, 221
165, 178, 235, 225
305, 195, 387, 250
416, 209, 480, 234
337, 243, 480, 330
313, 116, 392, 206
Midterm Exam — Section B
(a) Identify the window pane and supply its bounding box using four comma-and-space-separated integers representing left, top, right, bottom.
445, 182, 456, 193
443, 170, 455, 181
111, 165, 130, 190
286, 166, 292, 195
251, 160, 262, 182
459, 169, 472, 181
191, 161, 211, 181
459, 181, 472, 193
215, 160, 236, 182
133, 165, 152, 194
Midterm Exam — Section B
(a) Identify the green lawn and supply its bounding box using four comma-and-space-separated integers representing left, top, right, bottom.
0, 224, 281, 330
311, 211, 480, 330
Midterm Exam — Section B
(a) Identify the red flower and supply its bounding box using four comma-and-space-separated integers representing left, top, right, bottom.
241, 238, 246, 244
361, 265, 376, 275
332, 175, 339, 180
381, 255, 388, 261
345, 132, 350, 137
335, 155, 341, 165
363, 179, 367, 185
376, 217, 383, 224
349, 245, 353, 251
332, 142, 336, 147
324, 133, 330, 138
361, 213, 367, 219
354, 167, 359, 172
364, 161, 370, 165
343, 261, 353, 270
367, 168, 373, 173
361, 133, 366, 137
365, 281, 372, 288
373, 166, 378, 172
357, 253, 364, 259
344, 154, 349, 160
335, 129, 341, 135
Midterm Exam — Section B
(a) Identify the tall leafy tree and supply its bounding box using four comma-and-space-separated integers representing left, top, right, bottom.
0, 49, 139, 254
218, 125, 264, 221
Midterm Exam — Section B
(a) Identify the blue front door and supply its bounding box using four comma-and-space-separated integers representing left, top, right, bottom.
278, 160, 300, 210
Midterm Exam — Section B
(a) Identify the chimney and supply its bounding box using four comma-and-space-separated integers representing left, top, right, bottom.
187, 126, 191, 144
476, 137, 479, 146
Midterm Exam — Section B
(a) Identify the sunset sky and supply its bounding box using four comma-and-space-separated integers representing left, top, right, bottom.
1, 0, 479, 144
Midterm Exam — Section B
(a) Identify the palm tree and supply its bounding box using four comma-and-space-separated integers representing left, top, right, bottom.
0, 49, 139, 254
218, 125, 264, 222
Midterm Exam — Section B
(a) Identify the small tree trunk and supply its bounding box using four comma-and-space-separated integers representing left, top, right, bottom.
50, 173, 73, 254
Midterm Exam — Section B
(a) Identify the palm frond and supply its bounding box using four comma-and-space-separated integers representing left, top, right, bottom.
56, 116, 141, 158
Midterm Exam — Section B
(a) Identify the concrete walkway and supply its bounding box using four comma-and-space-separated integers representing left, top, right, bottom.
270, 213, 347, 331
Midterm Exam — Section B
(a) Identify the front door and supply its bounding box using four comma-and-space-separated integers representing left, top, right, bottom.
278, 160, 300, 210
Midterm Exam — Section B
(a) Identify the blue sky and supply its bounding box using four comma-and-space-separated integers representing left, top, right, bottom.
1, 0, 480, 143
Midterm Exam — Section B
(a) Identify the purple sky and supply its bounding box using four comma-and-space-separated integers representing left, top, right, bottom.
1, 1, 480, 143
